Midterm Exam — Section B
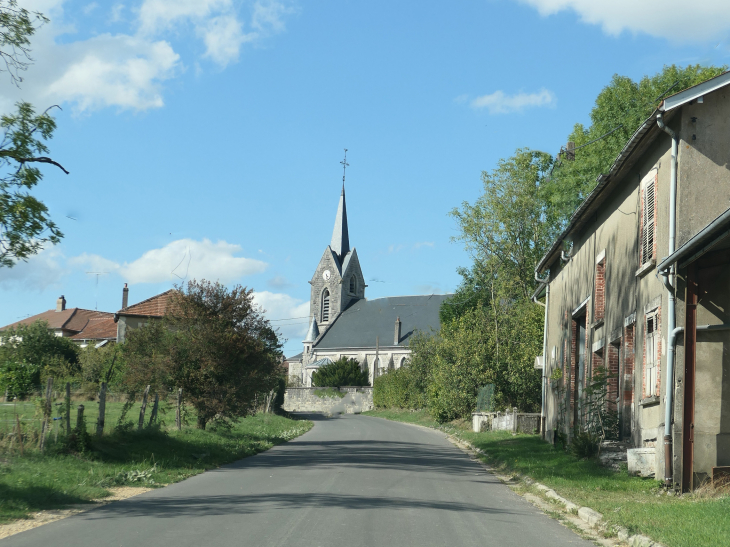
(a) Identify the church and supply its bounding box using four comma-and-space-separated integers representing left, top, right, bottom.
286, 183, 449, 386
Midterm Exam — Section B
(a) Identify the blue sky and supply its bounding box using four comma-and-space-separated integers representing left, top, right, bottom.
1, 0, 729, 356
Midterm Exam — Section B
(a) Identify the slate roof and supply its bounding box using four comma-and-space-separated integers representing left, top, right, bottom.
0, 308, 113, 334
330, 185, 350, 263
118, 290, 176, 316
306, 357, 333, 369
313, 294, 450, 349
285, 352, 303, 362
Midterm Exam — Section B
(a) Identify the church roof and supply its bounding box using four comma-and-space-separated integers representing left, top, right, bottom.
306, 357, 333, 369
313, 294, 450, 349
303, 316, 320, 342
330, 185, 350, 262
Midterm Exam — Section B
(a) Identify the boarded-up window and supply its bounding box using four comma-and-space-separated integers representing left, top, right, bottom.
644, 311, 659, 398
640, 171, 657, 266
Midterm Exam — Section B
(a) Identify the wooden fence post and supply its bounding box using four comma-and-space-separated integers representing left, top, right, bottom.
39, 377, 53, 451
176, 388, 183, 431
16, 414, 24, 456
76, 404, 85, 431
96, 382, 107, 437
138, 385, 151, 430
65, 382, 71, 434
148, 393, 159, 426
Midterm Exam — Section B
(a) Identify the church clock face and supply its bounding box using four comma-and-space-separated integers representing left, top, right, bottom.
323, 270, 331, 281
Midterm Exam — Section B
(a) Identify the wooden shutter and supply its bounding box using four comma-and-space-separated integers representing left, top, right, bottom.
642, 175, 656, 264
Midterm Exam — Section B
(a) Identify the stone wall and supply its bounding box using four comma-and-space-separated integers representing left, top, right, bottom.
472, 411, 541, 434
283, 387, 373, 415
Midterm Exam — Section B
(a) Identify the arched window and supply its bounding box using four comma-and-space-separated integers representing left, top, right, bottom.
349, 275, 356, 294
399, 357, 407, 369
321, 289, 330, 322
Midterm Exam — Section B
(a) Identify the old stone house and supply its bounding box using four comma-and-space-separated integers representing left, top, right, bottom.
287, 185, 448, 386
535, 71, 730, 491
114, 284, 175, 343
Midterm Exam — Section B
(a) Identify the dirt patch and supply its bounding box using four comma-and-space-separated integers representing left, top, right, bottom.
0, 486, 153, 540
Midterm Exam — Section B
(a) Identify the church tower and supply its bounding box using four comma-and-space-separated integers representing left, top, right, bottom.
307, 184, 365, 343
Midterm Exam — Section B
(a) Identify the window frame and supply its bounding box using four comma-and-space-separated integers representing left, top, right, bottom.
639, 170, 657, 267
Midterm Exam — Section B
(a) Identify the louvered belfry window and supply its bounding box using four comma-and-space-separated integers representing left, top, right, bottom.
349, 275, 356, 294
322, 289, 330, 322
641, 171, 656, 265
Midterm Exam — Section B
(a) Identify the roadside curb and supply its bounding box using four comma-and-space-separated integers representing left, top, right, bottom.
458, 439, 667, 547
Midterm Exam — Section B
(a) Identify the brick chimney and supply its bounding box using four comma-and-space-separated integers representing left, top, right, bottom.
56, 295, 66, 312
394, 316, 401, 345
122, 283, 129, 309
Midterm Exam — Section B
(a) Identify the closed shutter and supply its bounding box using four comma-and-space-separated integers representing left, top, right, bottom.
642, 174, 656, 265
645, 313, 658, 397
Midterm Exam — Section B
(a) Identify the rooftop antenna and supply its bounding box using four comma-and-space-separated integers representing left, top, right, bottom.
86, 271, 109, 310
340, 148, 349, 188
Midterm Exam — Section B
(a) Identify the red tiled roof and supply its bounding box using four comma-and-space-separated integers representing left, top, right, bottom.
118, 290, 176, 317
0, 309, 113, 333
70, 317, 118, 341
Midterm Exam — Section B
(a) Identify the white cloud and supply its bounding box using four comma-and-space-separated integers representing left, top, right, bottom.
413, 241, 434, 249
121, 238, 268, 284
470, 89, 556, 114
516, 0, 730, 42
82, 2, 98, 15
267, 275, 293, 289
252, 0, 293, 33
252, 291, 310, 343
69, 238, 268, 285
45, 35, 180, 112
200, 14, 253, 67
138, 0, 232, 35
0, 246, 68, 291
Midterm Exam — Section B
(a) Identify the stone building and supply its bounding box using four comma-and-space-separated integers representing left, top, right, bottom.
534, 71, 730, 491
287, 184, 448, 386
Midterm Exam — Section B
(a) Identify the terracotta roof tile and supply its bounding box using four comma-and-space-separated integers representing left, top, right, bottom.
0, 309, 112, 333
119, 290, 176, 317
70, 317, 118, 341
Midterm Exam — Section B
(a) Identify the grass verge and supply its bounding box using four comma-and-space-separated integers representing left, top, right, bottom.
0, 412, 312, 524
365, 408, 730, 547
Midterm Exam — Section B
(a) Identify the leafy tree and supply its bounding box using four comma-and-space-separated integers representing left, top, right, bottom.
77, 344, 122, 395
0, 320, 80, 390
122, 280, 283, 429
0, 1, 67, 267
312, 357, 369, 388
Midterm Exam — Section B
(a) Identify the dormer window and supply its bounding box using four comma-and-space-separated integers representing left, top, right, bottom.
349, 275, 356, 295
322, 289, 330, 322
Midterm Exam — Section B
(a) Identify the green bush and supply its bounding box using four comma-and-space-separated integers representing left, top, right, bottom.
0, 359, 40, 399
570, 431, 600, 459
311, 357, 368, 388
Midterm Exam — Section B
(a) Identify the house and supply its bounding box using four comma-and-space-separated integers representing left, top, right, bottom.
114, 284, 176, 343
535, 71, 730, 491
287, 184, 449, 386
0, 295, 114, 344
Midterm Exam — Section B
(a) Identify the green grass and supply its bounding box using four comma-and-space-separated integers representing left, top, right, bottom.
0, 408, 312, 524
365, 409, 730, 547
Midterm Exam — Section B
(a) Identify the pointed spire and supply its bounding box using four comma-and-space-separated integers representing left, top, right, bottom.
330, 185, 350, 261
303, 316, 320, 343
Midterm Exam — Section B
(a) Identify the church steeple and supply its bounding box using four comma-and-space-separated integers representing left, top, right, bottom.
330, 184, 350, 263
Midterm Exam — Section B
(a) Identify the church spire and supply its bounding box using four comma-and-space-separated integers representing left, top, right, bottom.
330, 150, 350, 261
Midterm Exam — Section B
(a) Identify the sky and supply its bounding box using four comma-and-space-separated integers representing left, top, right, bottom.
1, 0, 730, 356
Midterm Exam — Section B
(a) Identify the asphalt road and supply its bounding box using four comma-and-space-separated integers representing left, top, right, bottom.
3, 415, 593, 547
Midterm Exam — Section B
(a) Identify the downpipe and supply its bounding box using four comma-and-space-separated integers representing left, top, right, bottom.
657, 112, 678, 487
533, 268, 549, 438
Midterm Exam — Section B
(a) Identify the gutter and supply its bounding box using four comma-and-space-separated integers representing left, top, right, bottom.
656, 111, 678, 488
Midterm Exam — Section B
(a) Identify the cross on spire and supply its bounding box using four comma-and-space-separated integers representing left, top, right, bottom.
340, 149, 349, 187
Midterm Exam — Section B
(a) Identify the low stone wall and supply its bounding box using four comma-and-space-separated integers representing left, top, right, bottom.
283, 387, 374, 415
472, 410, 541, 434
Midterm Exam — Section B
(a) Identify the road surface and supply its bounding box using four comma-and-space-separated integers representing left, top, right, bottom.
2, 414, 593, 546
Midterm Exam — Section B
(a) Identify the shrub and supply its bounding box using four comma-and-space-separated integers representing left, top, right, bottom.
311, 357, 369, 388
0, 359, 40, 399
570, 431, 600, 459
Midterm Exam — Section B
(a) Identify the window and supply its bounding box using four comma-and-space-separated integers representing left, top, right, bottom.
322, 289, 330, 322
349, 275, 356, 294
640, 170, 657, 266
644, 310, 659, 398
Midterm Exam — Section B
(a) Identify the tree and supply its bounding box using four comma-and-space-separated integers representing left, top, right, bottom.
0, 1, 67, 267
122, 280, 283, 429
311, 357, 369, 388
0, 320, 80, 393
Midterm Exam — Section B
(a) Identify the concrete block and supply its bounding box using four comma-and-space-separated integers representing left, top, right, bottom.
577, 507, 603, 526
629, 534, 658, 547
627, 448, 656, 477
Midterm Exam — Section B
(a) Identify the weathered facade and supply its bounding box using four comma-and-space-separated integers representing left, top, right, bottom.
536, 71, 730, 491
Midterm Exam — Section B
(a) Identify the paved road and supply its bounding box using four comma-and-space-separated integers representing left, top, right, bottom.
3, 415, 592, 547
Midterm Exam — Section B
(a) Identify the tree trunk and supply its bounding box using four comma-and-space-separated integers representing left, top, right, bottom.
197, 415, 207, 430
138, 385, 150, 431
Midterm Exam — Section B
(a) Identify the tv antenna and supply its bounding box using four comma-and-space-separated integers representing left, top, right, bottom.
86, 271, 109, 310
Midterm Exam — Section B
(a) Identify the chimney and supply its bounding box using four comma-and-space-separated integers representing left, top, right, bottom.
56, 295, 66, 312
122, 283, 129, 309
394, 316, 401, 345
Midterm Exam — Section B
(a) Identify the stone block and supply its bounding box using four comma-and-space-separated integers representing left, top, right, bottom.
627, 448, 656, 477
